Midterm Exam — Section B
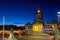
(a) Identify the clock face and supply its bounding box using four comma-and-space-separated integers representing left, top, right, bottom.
37, 10, 40, 13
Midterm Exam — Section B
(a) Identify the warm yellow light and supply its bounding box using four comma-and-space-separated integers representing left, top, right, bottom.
52, 25, 54, 30
38, 10, 40, 13
38, 25, 43, 31
33, 25, 38, 31
33, 24, 43, 32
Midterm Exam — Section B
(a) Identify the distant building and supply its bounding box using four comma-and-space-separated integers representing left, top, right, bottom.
0, 25, 25, 36
25, 8, 59, 35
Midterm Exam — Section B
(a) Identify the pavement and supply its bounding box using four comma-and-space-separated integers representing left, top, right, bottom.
0, 35, 60, 40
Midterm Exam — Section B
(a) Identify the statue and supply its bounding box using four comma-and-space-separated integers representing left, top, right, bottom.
8, 28, 17, 40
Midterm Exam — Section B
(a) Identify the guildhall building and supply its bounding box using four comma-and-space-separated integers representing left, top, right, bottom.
25, 8, 60, 35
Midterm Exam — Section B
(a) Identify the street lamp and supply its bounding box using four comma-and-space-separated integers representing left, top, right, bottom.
54, 24, 58, 40
58, 12, 60, 14
57, 11, 60, 23
53, 12, 60, 40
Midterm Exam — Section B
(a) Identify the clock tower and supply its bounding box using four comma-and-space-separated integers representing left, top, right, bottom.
32, 8, 44, 33
36, 8, 43, 22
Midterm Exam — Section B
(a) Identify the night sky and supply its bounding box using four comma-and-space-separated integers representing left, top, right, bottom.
0, 0, 60, 25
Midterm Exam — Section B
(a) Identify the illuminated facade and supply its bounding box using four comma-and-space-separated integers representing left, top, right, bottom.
32, 8, 43, 32
25, 8, 58, 35
32, 22, 43, 32
32, 8, 46, 33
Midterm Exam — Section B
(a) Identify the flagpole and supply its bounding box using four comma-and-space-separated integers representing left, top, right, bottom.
3, 16, 5, 40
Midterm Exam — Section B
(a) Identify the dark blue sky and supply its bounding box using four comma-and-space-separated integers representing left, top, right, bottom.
0, 0, 60, 24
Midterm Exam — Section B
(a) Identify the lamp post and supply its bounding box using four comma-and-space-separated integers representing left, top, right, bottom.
54, 24, 58, 40
54, 12, 60, 40
57, 12, 60, 23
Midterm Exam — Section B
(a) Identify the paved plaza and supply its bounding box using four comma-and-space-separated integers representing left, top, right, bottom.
0, 35, 60, 40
